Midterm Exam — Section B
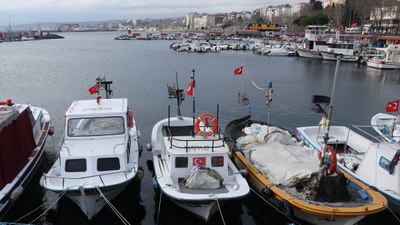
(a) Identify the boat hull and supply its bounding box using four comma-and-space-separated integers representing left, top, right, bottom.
296, 49, 323, 59
0, 104, 51, 219
169, 198, 219, 221
367, 60, 400, 69
320, 51, 357, 62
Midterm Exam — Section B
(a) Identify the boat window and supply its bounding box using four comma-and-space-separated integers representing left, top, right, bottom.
175, 157, 188, 168
212, 156, 224, 167
67, 116, 125, 137
97, 157, 120, 171
378, 156, 391, 173
65, 159, 87, 172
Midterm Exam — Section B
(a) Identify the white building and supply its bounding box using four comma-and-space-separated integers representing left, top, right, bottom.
291, 3, 307, 17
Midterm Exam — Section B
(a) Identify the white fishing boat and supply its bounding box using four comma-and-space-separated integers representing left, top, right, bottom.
296, 124, 399, 215
0, 100, 53, 218
320, 40, 359, 62
296, 25, 328, 59
150, 71, 249, 221
41, 77, 141, 220
371, 113, 400, 143
367, 44, 400, 69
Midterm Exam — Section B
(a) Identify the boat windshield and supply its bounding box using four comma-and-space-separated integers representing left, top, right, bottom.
67, 116, 125, 137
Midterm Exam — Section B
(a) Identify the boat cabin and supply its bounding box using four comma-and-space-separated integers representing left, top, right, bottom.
162, 124, 229, 183
60, 98, 135, 180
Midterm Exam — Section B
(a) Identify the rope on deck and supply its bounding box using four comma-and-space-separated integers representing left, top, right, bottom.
96, 186, 130, 225
215, 198, 226, 225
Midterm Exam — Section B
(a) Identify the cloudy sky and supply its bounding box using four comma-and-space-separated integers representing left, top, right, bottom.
0, 0, 307, 26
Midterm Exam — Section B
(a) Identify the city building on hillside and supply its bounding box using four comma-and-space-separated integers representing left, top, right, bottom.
291, 3, 307, 17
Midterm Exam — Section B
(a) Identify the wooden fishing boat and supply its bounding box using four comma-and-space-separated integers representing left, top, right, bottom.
225, 115, 388, 225
41, 77, 142, 220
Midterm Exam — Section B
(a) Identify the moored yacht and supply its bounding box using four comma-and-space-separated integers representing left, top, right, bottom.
367, 44, 400, 69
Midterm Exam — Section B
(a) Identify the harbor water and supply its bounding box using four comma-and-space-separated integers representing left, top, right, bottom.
0, 32, 399, 225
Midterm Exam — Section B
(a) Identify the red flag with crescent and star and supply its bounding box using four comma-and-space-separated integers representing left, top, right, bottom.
193, 157, 206, 166
186, 81, 194, 96
386, 99, 399, 112
234, 66, 243, 75
88, 84, 98, 95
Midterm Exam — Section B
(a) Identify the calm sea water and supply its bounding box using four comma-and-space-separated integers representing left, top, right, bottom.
1, 32, 400, 225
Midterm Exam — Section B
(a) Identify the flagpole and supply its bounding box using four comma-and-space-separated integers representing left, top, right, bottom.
175, 72, 182, 118
191, 69, 196, 129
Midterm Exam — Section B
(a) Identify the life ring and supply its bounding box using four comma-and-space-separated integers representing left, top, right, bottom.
194, 113, 218, 136
317, 35, 322, 41
128, 107, 134, 128
318, 146, 337, 175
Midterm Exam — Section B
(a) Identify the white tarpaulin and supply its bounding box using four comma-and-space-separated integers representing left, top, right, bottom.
237, 125, 319, 186
181, 165, 224, 189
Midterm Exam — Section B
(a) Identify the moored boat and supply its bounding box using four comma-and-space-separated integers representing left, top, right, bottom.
296, 25, 328, 59
367, 44, 400, 69
371, 113, 400, 143
225, 115, 387, 225
150, 70, 249, 221
320, 40, 359, 62
0, 100, 53, 218
41, 77, 142, 220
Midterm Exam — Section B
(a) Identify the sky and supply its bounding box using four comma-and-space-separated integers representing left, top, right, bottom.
0, 0, 307, 26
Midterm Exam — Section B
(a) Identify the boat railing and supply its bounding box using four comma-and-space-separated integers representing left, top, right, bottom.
58, 134, 71, 155
169, 136, 225, 152
350, 124, 394, 148
43, 170, 132, 189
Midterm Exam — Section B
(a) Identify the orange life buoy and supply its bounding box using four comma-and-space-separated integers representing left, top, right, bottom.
194, 113, 218, 136
318, 146, 337, 175
0, 102, 7, 105
128, 107, 134, 128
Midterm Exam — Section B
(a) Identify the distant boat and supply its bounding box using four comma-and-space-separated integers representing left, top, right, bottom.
150, 71, 249, 221
296, 25, 328, 59
41, 77, 142, 220
0, 100, 53, 218
367, 44, 400, 69
320, 40, 359, 62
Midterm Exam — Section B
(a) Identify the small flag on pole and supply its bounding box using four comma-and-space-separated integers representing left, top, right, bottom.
186, 81, 194, 96
386, 99, 399, 112
88, 84, 98, 95
234, 66, 243, 75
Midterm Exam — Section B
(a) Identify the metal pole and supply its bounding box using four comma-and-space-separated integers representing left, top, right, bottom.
320, 56, 341, 170
175, 72, 182, 118
192, 69, 196, 127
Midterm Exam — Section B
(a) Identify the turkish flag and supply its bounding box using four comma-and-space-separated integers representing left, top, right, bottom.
193, 157, 206, 166
234, 66, 243, 75
386, 99, 399, 112
186, 81, 194, 96
88, 84, 98, 95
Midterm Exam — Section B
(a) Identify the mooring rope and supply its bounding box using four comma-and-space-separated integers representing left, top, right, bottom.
156, 190, 163, 225
26, 186, 74, 224
96, 186, 130, 225
386, 205, 400, 223
249, 187, 302, 225
215, 198, 227, 225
